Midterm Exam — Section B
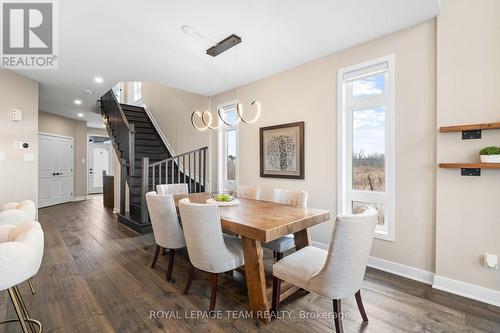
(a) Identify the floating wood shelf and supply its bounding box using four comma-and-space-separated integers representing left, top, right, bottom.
439, 122, 500, 133
439, 163, 500, 169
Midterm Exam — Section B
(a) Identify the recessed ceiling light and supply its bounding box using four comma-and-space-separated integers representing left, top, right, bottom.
181, 25, 196, 35
94, 77, 103, 83
77, 113, 84, 117
74, 99, 82, 105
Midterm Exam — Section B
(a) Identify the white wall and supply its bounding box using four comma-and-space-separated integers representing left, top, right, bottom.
211, 20, 437, 272
436, 0, 500, 291
0, 70, 39, 206
141, 82, 209, 156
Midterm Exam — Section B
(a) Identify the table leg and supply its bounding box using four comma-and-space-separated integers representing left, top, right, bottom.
241, 236, 271, 323
294, 228, 311, 250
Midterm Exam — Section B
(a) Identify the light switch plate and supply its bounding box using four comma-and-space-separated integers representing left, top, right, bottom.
11, 108, 22, 121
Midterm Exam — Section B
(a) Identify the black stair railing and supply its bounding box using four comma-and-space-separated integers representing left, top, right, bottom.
141, 146, 208, 224
100, 90, 135, 213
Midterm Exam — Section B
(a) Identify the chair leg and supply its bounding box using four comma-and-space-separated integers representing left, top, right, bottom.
27, 278, 35, 295
333, 299, 344, 333
209, 273, 218, 312
7, 288, 29, 333
271, 276, 281, 317
355, 290, 369, 322
275, 252, 283, 261
183, 264, 195, 295
4, 287, 42, 333
151, 245, 161, 268
166, 249, 175, 281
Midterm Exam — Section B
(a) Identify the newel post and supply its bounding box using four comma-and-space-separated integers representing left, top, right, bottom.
141, 157, 149, 225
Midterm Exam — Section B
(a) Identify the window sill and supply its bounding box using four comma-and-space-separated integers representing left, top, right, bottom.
375, 228, 395, 242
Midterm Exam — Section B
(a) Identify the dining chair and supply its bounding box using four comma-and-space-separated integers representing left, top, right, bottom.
262, 189, 308, 261
236, 185, 262, 200
0, 200, 36, 226
178, 198, 245, 311
0, 221, 44, 333
145, 191, 186, 281
156, 183, 189, 195
271, 207, 378, 333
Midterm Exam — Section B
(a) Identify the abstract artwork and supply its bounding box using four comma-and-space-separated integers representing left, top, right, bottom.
260, 121, 304, 179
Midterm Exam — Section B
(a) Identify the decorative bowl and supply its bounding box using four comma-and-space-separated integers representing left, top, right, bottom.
211, 192, 235, 203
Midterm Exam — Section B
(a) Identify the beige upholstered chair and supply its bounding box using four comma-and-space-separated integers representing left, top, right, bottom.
263, 189, 308, 260
0, 201, 36, 226
178, 198, 244, 311
156, 183, 188, 196
145, 192, 186, 281
0, 221, 44, 333
272, 207, 378, 332
236, 185, 262, 200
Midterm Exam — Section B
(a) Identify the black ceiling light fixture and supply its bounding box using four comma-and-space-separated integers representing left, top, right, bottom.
182, 26, 260, 131
206, 34, 242, 57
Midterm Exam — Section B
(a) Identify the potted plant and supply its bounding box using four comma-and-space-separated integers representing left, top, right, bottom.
480, 146, 500, 163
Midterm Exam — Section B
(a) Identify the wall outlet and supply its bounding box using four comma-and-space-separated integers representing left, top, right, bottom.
484, 253, 498, 269
11, 108, 22, 121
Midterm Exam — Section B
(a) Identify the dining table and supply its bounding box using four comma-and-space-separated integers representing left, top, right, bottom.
173, 192, 330, 324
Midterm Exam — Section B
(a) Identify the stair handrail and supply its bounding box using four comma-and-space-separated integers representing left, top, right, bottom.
141, 146, 208, 224
100, 90, 135, 176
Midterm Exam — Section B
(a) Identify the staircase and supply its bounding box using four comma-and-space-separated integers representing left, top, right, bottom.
100, 90, 208, 233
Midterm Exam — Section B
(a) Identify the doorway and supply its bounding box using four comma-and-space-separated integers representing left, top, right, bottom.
38, 133, 74, 208
88, 136, 113, 194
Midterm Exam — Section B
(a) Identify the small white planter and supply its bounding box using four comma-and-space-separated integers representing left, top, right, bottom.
480, 154, 500, 163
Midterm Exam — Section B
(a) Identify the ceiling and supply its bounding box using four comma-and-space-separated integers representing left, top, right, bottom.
15, 0, 440, 128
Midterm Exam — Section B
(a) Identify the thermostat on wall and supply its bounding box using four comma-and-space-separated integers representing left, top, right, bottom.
15, 141, 29, 150
11, 108, 22, 121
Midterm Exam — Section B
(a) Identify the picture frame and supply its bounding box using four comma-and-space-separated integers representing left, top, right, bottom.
259, 121, 305, 179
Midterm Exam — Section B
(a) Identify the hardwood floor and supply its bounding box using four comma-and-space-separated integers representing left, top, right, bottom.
1, 195, 499, 332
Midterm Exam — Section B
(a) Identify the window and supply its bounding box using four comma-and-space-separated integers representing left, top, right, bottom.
337, 55, 395, 241
218, 102, 239, 191
132, 82, 142, 102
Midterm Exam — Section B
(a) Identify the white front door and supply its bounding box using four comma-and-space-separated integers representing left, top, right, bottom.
88, 143, 113, 194
39, 134, 74, 208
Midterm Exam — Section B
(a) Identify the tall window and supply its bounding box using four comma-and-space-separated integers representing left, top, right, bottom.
218, 102, 239, 191
338, 55, 395, 241
132, 82, 142, 102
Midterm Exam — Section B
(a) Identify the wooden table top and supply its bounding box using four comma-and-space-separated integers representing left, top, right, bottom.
173, 193, 330, 242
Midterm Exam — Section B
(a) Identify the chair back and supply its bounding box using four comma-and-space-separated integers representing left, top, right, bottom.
156, 183, 188, 195
178, 198, 238, 273
0, 200, 36, 225
145, 192, 185, 249
272, 189, 308, 208
0, 221, 44, 291
237, 185, 262, 200
309, 207, 378, 299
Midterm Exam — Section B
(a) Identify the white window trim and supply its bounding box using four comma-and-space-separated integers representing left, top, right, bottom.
217, 100, 239, 192
337, 54, 396, 241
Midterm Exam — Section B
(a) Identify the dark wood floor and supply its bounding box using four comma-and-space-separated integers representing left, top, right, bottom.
1, 195, 499, 333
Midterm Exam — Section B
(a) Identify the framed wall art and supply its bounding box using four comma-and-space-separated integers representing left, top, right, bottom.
259, 121, 304, 179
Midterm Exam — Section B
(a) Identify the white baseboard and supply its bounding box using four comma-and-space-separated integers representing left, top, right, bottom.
433, 275, 500, 308
312, 241, 434, 284
367, 256, 434, 285
74, 196, 87, 201
312, 241, 500, 308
